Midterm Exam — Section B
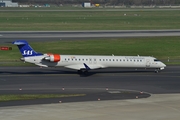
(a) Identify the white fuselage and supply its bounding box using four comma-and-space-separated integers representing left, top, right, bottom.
23, 54, 166, 71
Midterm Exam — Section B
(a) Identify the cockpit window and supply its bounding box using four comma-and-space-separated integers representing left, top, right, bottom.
154, 59, 160, 62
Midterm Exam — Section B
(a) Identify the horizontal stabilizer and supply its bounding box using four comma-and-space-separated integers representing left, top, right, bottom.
13, 40, 28, 45
35, 63, 48, 67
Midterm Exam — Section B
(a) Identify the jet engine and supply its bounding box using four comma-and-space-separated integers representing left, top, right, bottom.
44, 54, 61, 62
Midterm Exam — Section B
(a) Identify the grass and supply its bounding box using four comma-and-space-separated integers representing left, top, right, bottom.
0, 94, 86, 102
0, 37, 180, 65
0, 10, 180, 30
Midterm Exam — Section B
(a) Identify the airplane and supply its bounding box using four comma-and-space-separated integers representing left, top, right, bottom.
13, 40, 166, 74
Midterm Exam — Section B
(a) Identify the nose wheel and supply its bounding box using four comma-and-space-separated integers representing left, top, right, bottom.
154, 68, 160, 73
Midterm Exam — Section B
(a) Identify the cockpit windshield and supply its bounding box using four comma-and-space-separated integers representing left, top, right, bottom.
154, 59, 160, 62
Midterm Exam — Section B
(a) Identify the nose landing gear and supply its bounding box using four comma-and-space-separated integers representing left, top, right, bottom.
154, 68, 161, 73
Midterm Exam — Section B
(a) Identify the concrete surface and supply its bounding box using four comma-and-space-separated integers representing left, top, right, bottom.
1, 94, 180, 120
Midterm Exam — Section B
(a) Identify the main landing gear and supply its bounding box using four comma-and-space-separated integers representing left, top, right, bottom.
77, 69, 88, 75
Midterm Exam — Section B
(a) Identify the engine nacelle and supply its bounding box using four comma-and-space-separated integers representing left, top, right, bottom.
44, 54, 61, 62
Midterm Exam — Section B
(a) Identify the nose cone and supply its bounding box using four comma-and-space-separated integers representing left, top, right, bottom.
161, 62, 166, 67
159, 62, 166, 70
163, 63, 166, 67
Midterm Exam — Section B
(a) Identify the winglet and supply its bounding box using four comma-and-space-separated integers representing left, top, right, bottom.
83, 63, 91, 70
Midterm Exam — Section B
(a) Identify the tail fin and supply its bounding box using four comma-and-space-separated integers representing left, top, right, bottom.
12, 40, 43, 57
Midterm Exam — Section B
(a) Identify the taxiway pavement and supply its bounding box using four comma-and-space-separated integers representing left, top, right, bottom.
1, 30, 180, 43
0, 66, 180, 94
1, 94, 180, 120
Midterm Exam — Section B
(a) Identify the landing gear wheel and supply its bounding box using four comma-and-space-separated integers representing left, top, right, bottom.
77, 69, 88, 75
154, 68, 160, 73
84, 70, 88, 75
77, 70, 82, 74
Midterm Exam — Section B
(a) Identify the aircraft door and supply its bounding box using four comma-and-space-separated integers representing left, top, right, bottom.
146, 59, 150, 67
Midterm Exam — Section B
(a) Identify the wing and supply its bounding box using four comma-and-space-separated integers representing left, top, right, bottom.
64, 63, 105, 70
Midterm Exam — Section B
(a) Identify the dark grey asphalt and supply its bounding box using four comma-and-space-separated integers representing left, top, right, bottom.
0, 66, 180, 93
1, 30, 180, 43
0, 66, 180, 106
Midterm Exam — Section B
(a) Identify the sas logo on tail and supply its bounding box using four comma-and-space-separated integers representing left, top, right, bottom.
23, 50, 33, 55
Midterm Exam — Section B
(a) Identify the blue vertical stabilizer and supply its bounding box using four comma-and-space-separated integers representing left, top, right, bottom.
12, 40, 43, 57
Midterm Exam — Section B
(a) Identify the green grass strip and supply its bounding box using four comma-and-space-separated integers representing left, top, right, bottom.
0, 94, 86, 102
0, 10, 180, 30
